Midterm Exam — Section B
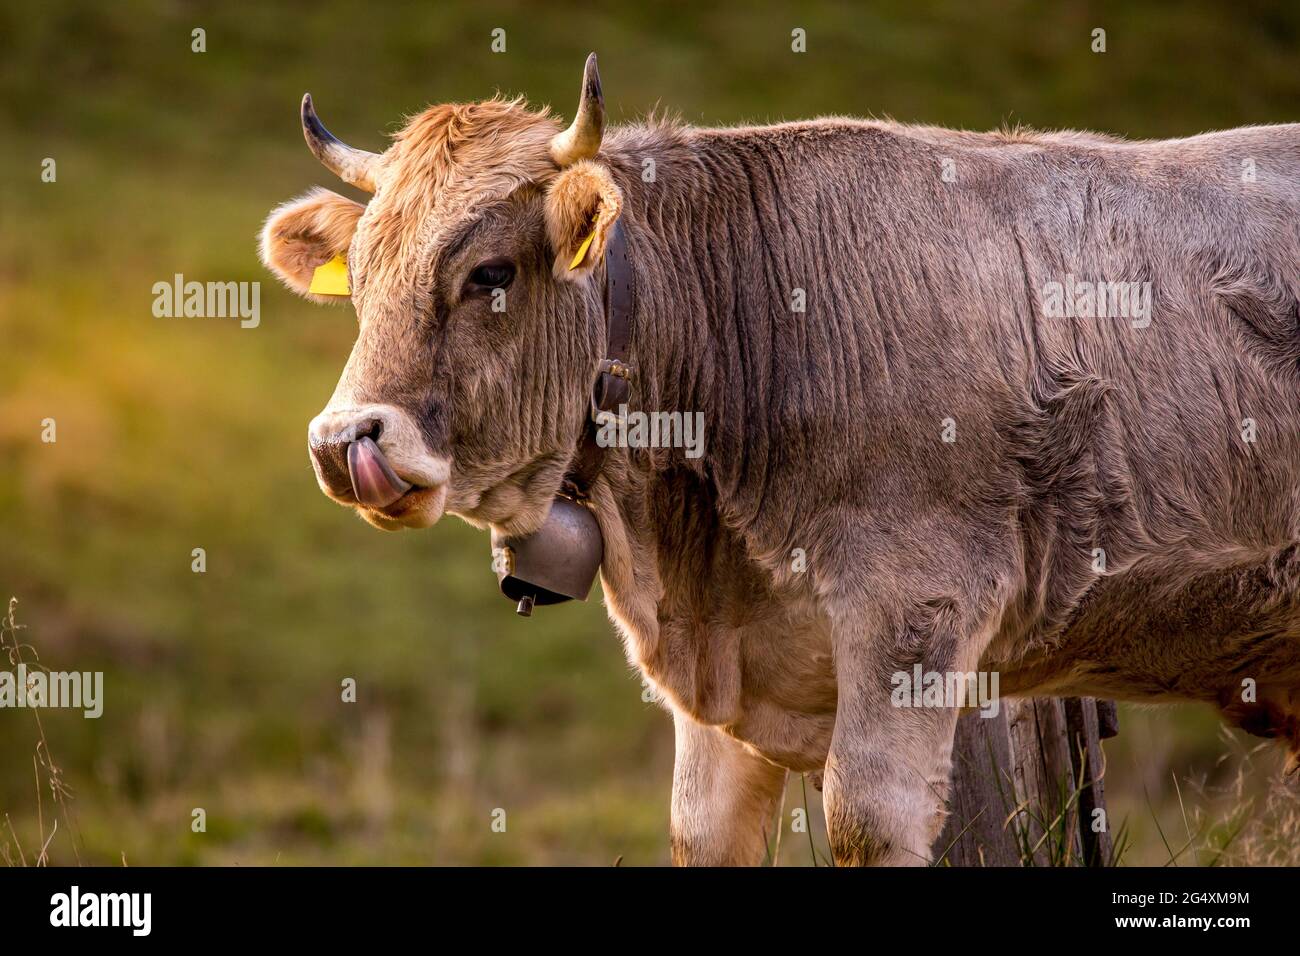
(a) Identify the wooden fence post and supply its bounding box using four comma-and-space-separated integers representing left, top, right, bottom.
933, 697, 1116, 866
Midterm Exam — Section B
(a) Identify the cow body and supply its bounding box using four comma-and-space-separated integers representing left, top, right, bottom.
587, 118, 1300, 863
261, 61, 1300, 864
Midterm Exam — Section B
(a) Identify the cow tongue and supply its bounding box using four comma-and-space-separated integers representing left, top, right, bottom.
347, 436, 413, 509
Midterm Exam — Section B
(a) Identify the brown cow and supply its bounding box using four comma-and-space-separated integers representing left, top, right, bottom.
261, 54, 1300, 865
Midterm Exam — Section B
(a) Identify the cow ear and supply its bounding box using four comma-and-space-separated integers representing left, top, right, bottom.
544, 160, 623, 281
259, 187, 365, 302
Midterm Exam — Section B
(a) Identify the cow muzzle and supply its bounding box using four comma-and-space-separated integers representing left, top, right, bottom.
347, 436, 410, 509
308, 403, 451, 529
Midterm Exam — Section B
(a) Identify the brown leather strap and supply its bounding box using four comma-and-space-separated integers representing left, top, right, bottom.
565, 220, 634, 498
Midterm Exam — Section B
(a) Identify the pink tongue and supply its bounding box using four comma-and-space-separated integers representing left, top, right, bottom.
347, 436, 412, 509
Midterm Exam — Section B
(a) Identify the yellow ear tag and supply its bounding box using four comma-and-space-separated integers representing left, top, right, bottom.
568, 230, 597, 271
309, 255, 350, 296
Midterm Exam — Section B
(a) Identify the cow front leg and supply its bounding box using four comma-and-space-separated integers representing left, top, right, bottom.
822, 598, 984, 866
670, 709, 788, 866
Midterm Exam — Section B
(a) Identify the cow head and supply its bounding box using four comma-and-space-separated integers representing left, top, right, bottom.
260, 55, 624, 536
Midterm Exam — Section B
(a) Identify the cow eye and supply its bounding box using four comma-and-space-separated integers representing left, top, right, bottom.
467, 259, 516, 292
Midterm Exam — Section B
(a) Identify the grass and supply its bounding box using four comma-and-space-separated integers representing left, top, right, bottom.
1, 599, 83, 866
1157, 729, 1300, 867
930, 705, 1299, 868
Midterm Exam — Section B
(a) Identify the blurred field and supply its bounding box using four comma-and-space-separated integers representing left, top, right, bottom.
1, 0, 1298, 865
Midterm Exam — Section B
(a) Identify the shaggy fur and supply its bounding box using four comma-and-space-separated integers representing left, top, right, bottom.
262, 87, 1300, 865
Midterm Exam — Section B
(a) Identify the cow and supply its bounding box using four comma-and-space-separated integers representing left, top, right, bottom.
260, 54, 1300, 865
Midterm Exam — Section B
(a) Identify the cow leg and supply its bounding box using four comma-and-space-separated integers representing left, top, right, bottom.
1219, 684, 1300, 775
822, 598, 987, 866
670, 709, 788, 866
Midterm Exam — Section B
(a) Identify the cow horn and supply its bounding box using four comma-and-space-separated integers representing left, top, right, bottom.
550, 53, 605, 167
301, 93, 379, 193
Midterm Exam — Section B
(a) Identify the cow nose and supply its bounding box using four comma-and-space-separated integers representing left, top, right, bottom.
309, 416, 411, 507
309, 431, 358, 500
308, 404, 447, 512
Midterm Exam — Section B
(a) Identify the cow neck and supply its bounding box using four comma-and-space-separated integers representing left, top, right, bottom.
564, 219, 634, 499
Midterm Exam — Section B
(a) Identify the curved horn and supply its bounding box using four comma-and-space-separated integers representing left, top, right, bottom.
301, 93, 380, 193
549, 53, 605, 167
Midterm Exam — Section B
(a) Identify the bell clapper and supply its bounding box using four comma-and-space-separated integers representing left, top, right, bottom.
516, 594, 536, 617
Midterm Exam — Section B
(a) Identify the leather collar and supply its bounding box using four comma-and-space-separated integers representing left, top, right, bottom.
564, 219, 634, 499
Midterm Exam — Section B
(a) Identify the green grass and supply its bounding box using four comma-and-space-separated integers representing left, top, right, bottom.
2, 0, 1298, 865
